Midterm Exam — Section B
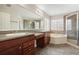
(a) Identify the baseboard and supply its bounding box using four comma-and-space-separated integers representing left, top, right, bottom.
67, 42, 79, 49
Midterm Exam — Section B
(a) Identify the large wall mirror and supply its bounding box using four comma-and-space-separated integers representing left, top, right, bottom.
66, 13, 78, 45
0, 4, 43, 31
23, 20, 41, 30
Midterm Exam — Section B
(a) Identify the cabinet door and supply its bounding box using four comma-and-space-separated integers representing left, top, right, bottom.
22, 40, 35, 55
0, 39, 21, 55
0, 45, 20, 55
21, 35, 35, 55
36, 35, 45, 48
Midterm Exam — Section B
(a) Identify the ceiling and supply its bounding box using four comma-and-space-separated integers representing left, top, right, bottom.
36, 4, 79, 16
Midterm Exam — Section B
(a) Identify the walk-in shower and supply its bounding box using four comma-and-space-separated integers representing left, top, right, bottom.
66, 12, 79, 45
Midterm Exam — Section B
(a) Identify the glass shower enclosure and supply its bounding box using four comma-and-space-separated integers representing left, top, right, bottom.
66, 12, 79, 45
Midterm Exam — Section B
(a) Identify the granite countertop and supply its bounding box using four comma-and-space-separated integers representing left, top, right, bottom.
0, 33, 34, 41
0, 32, 43, 41
34, 33, 43, 36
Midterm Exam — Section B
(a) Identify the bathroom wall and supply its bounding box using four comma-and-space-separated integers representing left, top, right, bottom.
43, 14, 50, 31
78, 12, 79, 45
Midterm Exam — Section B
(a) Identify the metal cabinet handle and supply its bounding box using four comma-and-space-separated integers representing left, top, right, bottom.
29, 49, 31, 50
19, 46, 21, 49
29, 43, 31, 45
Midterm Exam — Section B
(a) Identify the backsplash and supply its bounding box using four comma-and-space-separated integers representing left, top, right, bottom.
0, 30, 50, 34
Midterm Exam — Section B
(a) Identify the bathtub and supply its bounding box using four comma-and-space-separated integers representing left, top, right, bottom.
50, 34, 67, 44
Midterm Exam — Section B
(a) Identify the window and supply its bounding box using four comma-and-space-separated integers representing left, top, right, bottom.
51, 17, 64, 31
66, 19, 72, 30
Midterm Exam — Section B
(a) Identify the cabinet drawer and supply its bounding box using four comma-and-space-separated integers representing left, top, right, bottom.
24, 49, 35, 55
0, 45, 20, 55
21, 35, 35, 43
23, 45, 35, 55
0, 39, 20, 52
23, 40, 35, 49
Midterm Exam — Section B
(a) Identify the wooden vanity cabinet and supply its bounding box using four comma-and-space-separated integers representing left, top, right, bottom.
44, 32, 50, 45
36, 32, 50, 48
36, 34, 45, 48
21, 35, 35, 55
0, 34, 35, 55
0, 39, 22, 55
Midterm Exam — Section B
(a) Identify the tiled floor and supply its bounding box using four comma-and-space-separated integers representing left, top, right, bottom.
35, 44, 79, 55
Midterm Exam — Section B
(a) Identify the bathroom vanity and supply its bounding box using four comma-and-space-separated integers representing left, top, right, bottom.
0, 33, 36, 55
35, 32, 50, 48
0, 31, 50, 55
